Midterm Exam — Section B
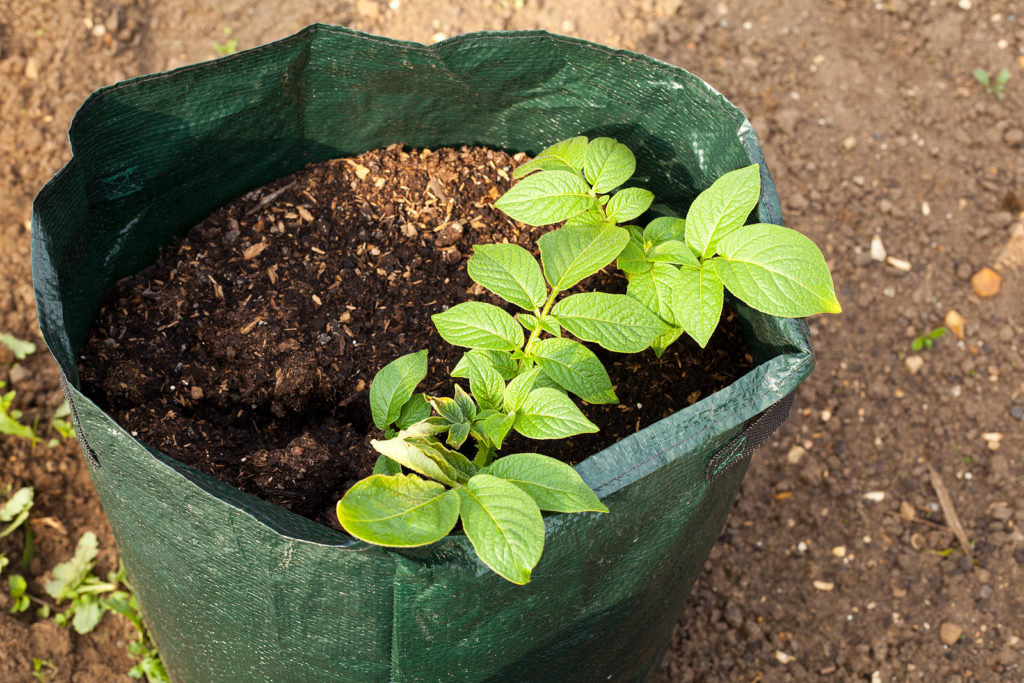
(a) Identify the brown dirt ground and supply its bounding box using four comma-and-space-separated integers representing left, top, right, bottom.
2, 1, 1023, 681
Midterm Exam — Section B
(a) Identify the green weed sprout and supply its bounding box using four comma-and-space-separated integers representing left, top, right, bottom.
973, 68, 1010, 99
336, 136, 840, 584
911, 326, 947, 352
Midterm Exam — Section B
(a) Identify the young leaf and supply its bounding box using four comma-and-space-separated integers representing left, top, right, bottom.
651, 327, 684, 357
519, 314, 561, 337
494, 170, 597, 226
467, 244, 547, 311
395, 394, 432, 430
457, 474, 545, 585
432, 302, 524, 351
626, 262, 678, 325
45, 532, 99, 600
0, 486, 33, 540
616, 231, 650, 276
408, 437, 478, 482
563, 208, 605, 228
452, 350, 518, 381
513, 388, 599, 439
584, 137, 636, 194
373, 454, 403, 476
552, 292, 671, 353
538, 224, 630, 291
713, 224, 842, 317
446, 422, 470, 449
685, 164, 761, 259
605, 187, 654, 223
512, 136, 588, 179
369, 350, 428, 431
0, 333, 36, 361
71, 595, 105, 634
370, 436, 461, 486
529, 338, 617, 404
337, 474, 460, 547
647, 240, 700, 267
643, 216, 686, 247
504, 367, 541, 413
453, 384, 478, 422
671, 262, 725, 348
465, 353, 505, 411
483, 453, 609, 513
430, 396, 467, 427
476, 411, 516, 451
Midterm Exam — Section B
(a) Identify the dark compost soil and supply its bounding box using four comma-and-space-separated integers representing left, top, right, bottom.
77, 144, 753, 527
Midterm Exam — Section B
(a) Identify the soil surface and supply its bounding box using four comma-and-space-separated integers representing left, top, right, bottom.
2, 1, 1023, 681
77, 145, 750, 526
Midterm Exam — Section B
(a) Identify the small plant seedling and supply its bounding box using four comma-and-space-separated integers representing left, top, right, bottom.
0, 332, 36, 360
336, 136, 840, 585
213, 27, 238, 56
911, 326, 947, 352
972, 67, 1010, 99
32, 659, 57, 683
0, 382, 42, 445
1, 485, 34, 576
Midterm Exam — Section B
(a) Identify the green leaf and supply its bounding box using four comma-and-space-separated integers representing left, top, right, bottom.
627, 262, 678, 325
483, 453, 609, 513
671, 262, 724, 348
529, 338, 617, 404
0, 333, 36, 361
584, 137, 636, 193
494, 170, 598, 226
685, 164, 761, 258
465, 354, 505, 411
467, 244, 547, 310
518, 314, 561, 337
337, 474, 460, 547
651, 326, 684, 357
504, 367, 541, 413
432, 302, 524, 351
395, 394, 431, 430
513, 388, 599, 439
429, 396, 466, 426
71, 594, 105, 634
538, 224, 630, 291
605, 187, 654, 222
370, 435, 460, 486
453, 385, 478, 422
616, 228, 650, 275
8, 573, 26, 598
45, 532, 99, 601
446, 422, 470, 449
0, 486, 33, 524
476, 411, 516, 451
563, 208, 605, 228
452, 350, 518, 381
714, 224, 842, 316
513, 136, 588, 179
408, 437, 478, 482
369, 350, 428, 431
644, 216, 686, 247
457, 475, 545, 584
647, 240, 700, 267
552, 292, 671, 353
373, 454, 402, 476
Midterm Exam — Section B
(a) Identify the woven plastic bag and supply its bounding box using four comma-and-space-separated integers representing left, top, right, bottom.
32, 25, 814, 682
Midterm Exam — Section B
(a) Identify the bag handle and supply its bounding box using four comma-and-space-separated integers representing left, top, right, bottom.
706, 391, 795, 483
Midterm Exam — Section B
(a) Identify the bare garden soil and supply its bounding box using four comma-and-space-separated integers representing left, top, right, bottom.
77, 144, 751, 527
2, 1, 1023, 681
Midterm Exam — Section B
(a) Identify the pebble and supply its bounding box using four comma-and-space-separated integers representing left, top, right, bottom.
904, 355, 924, 374
945, 310, 965, 339
831, 545, 847, 558
813, 580, 835, 591
24, 58, 39, 80
1003, 128, 1024, 147
786, 444, 807, 464
8, 364, 30, 385
940, 622, 963, 646
1010, 405, 1023, 421
870, 235, 887, 262
970, 267, 1002, 297
887, 256, 912, 272
843, 136, 857, 150
979, 584, 994, 600
899, 500, 916, 521
776, 651, 796, 664
879, 198, 894, 214
863, 491, 886, 502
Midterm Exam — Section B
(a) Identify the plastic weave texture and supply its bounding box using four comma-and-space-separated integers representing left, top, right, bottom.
32, 25, 814, 682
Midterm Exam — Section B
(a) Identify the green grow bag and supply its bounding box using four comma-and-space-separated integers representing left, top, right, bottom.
33, 25, 814, 682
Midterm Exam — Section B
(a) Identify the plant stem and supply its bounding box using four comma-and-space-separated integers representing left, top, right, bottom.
520, 287, 560, 362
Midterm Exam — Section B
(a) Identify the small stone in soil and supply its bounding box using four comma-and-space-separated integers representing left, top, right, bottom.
944, 310, 965, 339
904, 355, 924, 374
940, 622, 963, 646
870, 235, 887, 261
970, 267, 1002, 297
